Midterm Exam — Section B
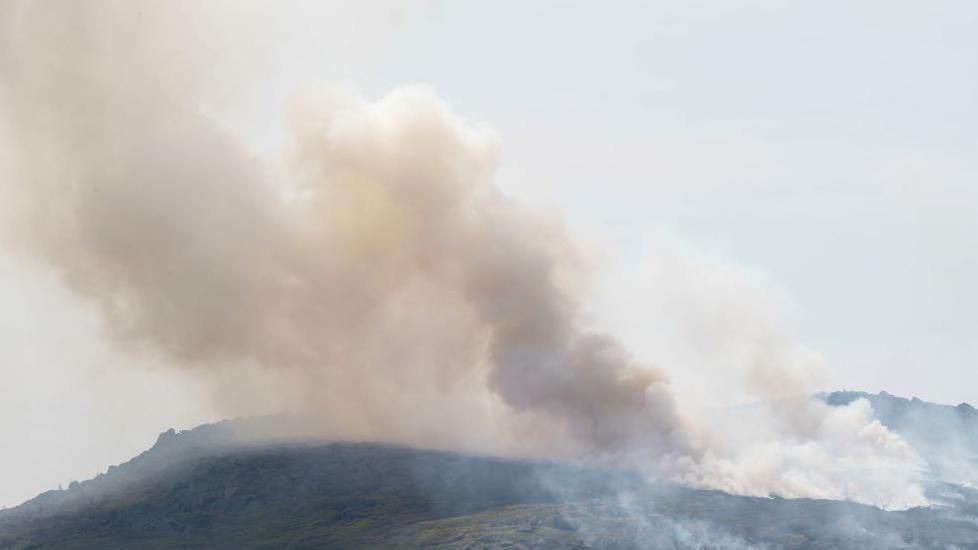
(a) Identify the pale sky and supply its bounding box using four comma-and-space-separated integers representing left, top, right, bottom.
1, 0, 977, 508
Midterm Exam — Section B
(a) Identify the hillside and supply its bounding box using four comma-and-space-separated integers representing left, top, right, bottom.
2, 393, 978, 549
824, 390, 978, 486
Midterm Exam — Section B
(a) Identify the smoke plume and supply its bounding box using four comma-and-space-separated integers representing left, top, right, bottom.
0, 1, 925, 509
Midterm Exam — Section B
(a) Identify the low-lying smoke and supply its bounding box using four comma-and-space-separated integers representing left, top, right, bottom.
0, 1, 926, 510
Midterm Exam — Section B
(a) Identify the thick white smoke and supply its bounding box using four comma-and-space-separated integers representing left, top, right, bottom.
603, 242, 928, 509
0, 1, 926, 509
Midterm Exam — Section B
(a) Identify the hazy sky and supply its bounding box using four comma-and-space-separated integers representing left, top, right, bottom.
1, 0, 977, 508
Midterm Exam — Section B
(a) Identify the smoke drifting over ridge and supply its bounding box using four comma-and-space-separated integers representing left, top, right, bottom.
0, 1, 926, 509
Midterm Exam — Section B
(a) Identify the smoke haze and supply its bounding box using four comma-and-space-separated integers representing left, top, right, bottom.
0, 0, 927, 510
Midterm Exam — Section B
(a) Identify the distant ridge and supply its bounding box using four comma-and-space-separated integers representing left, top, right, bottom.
824, 389, 978, 423
823, 390, 978, 487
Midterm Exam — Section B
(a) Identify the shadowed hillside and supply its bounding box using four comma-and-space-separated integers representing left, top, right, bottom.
3, 394, 978, 549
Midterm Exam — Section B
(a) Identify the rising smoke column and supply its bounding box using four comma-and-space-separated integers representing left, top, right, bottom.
0, 0, 926, 509
0, 0, 687, 459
